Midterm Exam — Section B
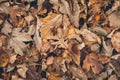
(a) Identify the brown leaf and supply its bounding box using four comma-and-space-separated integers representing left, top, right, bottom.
77, 29, 101, 44
68, 40, 81, 66
48, 74, 62, 80
108, 75, 117, 80
83, 53, 104, 74
0, 53, 9, 67
69, 66, 87, 79
40, 13, 62, 40
17, 64, 28, 78
9, 28, 32, 55
111, 31, 120, 53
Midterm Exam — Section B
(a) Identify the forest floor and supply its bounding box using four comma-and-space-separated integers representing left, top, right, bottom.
0, 0, 120, 80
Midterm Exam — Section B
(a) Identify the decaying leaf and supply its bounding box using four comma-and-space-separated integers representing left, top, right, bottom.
111, 31, 120, 53
47, 36, 68, 49
0, 53, 9, 67
40, 13, 62, 40
1, 20, 12, 35
9, 28, 32, 55
83, 53, 104, 74
79, 29, 101, 44
59, 0, 80, 28
9, 54, 17, 64
69, 66, 87, 79
0, 0, 120, 79
68, 40, 81, 66
48, 74, 62, 80
109, 59, 120, 75
102, 38, 113, 57
17, 64, 28, 78
108, 75, 117, 80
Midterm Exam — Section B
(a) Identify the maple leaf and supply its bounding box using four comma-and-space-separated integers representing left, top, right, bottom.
8, 28, 32, 56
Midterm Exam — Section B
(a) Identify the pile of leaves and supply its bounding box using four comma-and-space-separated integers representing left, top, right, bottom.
0, 0, 120, 80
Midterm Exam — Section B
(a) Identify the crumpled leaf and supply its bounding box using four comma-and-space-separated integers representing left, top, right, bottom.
34, 17, 42, 51
69, 66, 87, 79
68, 40, 81, 66
83, 53, 104, 74
17, 64, 28, 78
47, 36, 68, 49
59, 0, 80, 28
108, 75, 117, 80
0, 53, 9, 67
67, 25, 82, 42
102, 38, 113, 57
40, 13, 62, 40
49, 0, 59, 11
1, 20, 12, 35
109, 59, 120, 75
11, 75, 23, 80
79, 29, 101, 44
46, 56, 54, 65
9, 28, 32, 55
92, 27, 108, 36
9, 54, 17, 64
48, 74, 62, 80
108, 11, 120, 27
111, 31, 120, 53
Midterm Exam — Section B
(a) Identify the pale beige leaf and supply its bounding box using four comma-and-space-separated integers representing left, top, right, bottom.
17, 64, 28, 78
80, 29, 101, 44
40, 13, 62, 40
111, 32, 120, 53
9, 54, 17, 64
1, 20, 12, 35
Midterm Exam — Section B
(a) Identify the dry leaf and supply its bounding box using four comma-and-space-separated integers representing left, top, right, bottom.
83, 53, 104, 74
59, 0, 80, 28
0, 53, 9, 67
68, 40, 81, 66
48, 74, 62, 80
80, 29, 101, 44
69, 66, 87, 79
1, 20, 12, 35
102, 38, 113, 57
11, 75, 24, 80
108, 75, 117, 80
47, 36, 68, 49
17, 64, 28, 78
9, 28, 32, 55
40, 13, 62, 40
46, 56, 54, 65
9, 54, 17, 64
111, 31, 120, 53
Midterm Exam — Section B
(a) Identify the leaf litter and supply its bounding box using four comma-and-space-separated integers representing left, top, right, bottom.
0, 0, 120, 80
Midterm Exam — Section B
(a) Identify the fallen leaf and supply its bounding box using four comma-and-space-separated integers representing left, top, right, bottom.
9, 54, 17, 64
68, 40, 81, 66
83, 53, 104, 74
46, 56, 54, 65
79, 29, 101, 44
0, 53, 9, 67
111, 31, 120, 53
17, 64, 28, 78
40, 13, 62, 40
108, 75, 117, 80
48, 74, 62, 80
69, 66, 87, 79
9, 28, 32, 55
